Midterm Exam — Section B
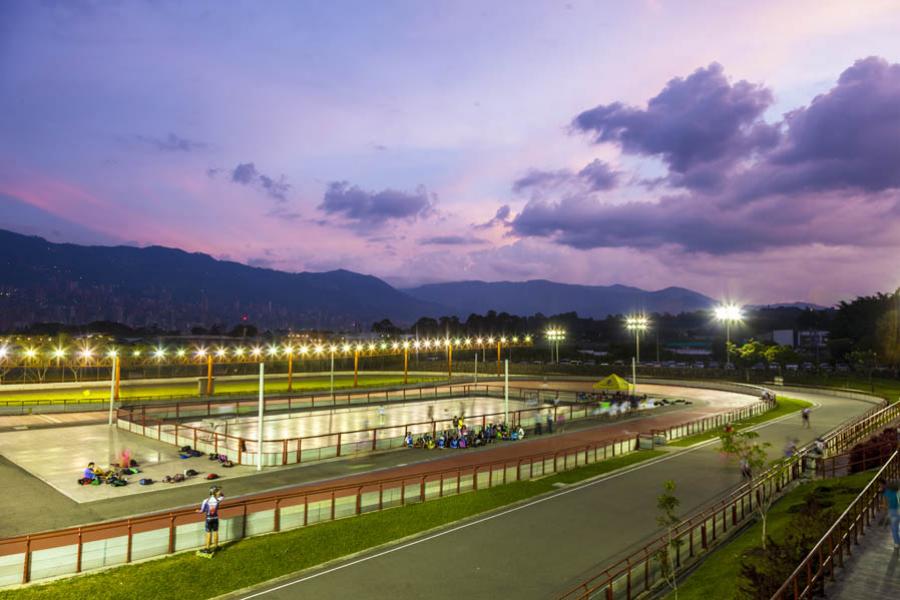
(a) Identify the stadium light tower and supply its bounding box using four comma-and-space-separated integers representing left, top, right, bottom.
625, 315, 650, 364
714, 303, 744, 367
545, 328, 566, 364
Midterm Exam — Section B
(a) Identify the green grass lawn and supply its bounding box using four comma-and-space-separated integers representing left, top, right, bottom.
672, 469, 875, 600
668, 396, 813, 447
0, 375, 443, 404
787, 374, 900, 404
0, 449, 663, 600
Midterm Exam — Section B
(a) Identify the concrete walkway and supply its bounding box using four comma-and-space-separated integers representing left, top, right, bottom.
232, 389, 878, 600
830, 513, 900, 598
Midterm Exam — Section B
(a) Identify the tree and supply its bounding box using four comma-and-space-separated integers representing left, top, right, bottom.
763, 345, 799, 372
848, 349, 878, 390
371, 319, 401, 336
719, 430, 786, 550
736, 339, 768, 365
655, 480, 683, 598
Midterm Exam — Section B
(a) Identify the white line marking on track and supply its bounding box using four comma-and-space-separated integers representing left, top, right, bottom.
37, 414, 62, 424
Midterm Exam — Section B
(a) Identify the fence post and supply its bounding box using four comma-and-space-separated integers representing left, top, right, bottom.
168, 514, 176, 554
22, 536, 30, 584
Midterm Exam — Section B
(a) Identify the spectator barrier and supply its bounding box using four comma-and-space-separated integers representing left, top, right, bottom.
116, 384, 659, 466
773, 450, 900, 600
558, 387, 891, 600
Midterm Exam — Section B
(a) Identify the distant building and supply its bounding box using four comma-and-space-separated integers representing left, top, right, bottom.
665, 341, 712, 356
772, 329, 795, 347
798, 330, 829, 349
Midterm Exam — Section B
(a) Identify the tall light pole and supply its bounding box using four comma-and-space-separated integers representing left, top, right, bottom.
257, 361, 265, 471
625, 315, 649, 364
546, 328, 566, 364
714, 304, 744, 367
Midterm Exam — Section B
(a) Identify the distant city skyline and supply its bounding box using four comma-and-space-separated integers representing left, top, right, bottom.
2, 1, 899, 305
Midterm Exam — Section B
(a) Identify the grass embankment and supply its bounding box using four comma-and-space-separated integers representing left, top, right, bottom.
673, 469, 875, 600
0, 449, 664, 600
0, 375, 443, 404
668, 396, 813, 447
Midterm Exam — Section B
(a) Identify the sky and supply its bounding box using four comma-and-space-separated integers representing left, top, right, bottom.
2, 0, 900, 306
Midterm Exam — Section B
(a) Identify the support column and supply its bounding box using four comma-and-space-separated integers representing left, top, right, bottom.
108, 356, 118, 426
206, 355, 213, 396
447, 343, 453, 380
114, 357, 121, 401
496, 341, 501, 376
353, 350, 359, 387
287, 351, 294, 392
257, 362, 265, 471
504, 359, 509, 425
474, 353, 478, 384
403, 347, 408, 385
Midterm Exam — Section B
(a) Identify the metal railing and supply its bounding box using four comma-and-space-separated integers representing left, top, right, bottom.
0, 380, 776, 588
649, 396, 775, 442
0, 431, 640, 588
116, 384, 653, 466
773, 450, 900, 599
559, 388, 890, 600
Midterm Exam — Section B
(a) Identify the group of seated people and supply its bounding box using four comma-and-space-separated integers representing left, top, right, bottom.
577, 391, 648, 409
79, 459, 140, 487
406, 422, 526, 450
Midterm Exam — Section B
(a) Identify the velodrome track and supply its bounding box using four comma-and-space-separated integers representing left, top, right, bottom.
233, 387, 879, 600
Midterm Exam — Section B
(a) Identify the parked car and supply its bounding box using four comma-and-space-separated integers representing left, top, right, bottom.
786, 363, 799, 371
836, 363, 850, 372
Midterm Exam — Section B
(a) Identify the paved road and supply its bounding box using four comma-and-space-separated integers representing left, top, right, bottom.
0, 383, 744, 537
829, 510, 900, 598
233, 389, 879, 600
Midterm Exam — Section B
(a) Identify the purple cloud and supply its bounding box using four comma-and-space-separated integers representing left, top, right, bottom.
577, 159, 620, 191
742, 56, 900, 198
319, 181, 435, 227
419, 234, 487, 245
513, 57, 900, 255
513, 159, 620, 195
135, 132, 206, 152
474, 204, 513, 229
573, 63, 778, 191
209, 162, 291, 202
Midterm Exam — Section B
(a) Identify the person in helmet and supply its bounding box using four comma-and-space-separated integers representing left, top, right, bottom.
197, 486, 224, 553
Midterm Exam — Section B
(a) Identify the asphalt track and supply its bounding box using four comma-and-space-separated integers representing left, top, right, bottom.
233, 388, 879, 600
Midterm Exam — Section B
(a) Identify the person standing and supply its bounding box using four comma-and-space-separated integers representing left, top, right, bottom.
801, 408, 811, 429
198, 486, 224, 554
884, 481, 900, 548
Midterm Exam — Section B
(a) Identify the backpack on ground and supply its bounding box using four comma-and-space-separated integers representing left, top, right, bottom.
180, 445, 192, 453
185, 469, 198, 477
206, 473, 219, 480
111, 479, 127, 487
173, 473, 186, 482
222, 460, 234, 468
129, 459, 139, 467
139, 478, 153, 485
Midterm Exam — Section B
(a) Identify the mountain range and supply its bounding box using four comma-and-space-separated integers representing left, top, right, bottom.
1, 229, 717, 330
403, 280, 713, 319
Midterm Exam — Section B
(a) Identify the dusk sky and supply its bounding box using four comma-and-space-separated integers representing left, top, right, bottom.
2, 1, 900, 305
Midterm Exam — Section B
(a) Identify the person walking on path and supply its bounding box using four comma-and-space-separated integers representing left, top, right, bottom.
198, 486, 224, 554
801, 407, 811, 429
884, 480, 900, 548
